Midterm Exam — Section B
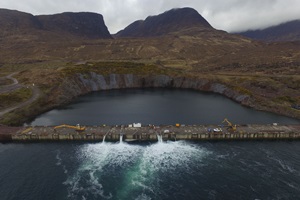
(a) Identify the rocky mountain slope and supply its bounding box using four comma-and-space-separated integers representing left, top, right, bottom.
115, 7, 213, 37
0, 9, 42, 35
1, 7, 299, 72
37, 12, 112, 39
0, 9, 112, 39
238, 20, 300, 42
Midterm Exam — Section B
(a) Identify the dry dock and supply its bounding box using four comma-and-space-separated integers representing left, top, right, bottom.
1, 124, 300, 142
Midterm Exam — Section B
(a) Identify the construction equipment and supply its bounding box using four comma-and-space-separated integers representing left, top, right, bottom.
21, 127, 33, 134
54, 124, 85, 131
222, 118, 237, 132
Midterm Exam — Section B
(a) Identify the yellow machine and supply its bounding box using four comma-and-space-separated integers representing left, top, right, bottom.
21, 127, 33, 134
222, 118, 237, 132
54, 124, 85, 131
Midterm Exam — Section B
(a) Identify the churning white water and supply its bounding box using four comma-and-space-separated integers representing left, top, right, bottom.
62, 140, 210, 200
2, 141, 300, 200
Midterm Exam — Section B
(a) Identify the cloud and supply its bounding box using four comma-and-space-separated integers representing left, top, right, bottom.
200, 0, 300, 32
1, 0, 300, 33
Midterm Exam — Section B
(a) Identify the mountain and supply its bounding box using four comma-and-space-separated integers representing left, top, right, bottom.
238, 20, 300, 42
0, 9, 42, 35
0, 9, 112, 39
37, 12, 112, 39
115, 7, 213, 37
1, 7, 299, 75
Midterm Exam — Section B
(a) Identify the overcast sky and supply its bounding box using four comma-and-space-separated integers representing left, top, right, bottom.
1, 0, 300, 33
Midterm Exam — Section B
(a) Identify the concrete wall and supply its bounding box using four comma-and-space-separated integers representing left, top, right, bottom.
9, 125, 300, 142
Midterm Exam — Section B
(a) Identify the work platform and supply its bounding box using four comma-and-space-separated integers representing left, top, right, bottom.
0, 124, 299, 142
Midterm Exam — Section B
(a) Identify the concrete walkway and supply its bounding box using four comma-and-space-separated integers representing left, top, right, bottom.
3, 124, 300, 142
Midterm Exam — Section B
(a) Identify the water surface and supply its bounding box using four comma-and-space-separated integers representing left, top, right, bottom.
1, 141, 300, 200
30, 89, 300, 125
4, 89, 299, 199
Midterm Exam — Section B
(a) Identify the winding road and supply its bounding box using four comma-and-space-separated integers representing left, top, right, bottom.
0, 73, 41, 117
0, 72, 23, 94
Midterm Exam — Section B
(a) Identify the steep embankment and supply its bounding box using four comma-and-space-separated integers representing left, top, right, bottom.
50, 72, 300, 120
2, 70, 300, 126
55, 73, 250, 107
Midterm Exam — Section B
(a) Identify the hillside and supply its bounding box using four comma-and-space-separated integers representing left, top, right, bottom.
0, 9, 42, 36
238, 20, 300, 42
0, 8, 300, 124
1, 8, 299, 72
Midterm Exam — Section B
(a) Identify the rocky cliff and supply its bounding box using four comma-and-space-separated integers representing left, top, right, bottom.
4, 72, 299, 126
37, 12, 112, 39
56, 73, 250, 106
0, 9, 112, 39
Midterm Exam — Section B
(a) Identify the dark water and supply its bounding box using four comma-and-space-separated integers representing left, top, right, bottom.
1, 141, 300, 200
2, 89, 300, 200
30, 89, 300, 126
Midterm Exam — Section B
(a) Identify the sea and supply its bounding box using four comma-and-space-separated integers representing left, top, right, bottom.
1, 89, 299, 200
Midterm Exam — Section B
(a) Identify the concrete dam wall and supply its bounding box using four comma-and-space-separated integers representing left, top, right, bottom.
1, 124, 300, 142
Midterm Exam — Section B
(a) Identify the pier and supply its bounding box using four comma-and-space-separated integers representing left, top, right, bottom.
1, 124, 300, 142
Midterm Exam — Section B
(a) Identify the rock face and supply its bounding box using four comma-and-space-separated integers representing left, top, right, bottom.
0, 9, 42, 34
115, 7, 213, 37
0, 9, 112, 39
37, 12, 112, 39
57, 73, 250, 106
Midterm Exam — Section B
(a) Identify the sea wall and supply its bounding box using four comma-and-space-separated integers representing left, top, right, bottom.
2, 124, 300, 142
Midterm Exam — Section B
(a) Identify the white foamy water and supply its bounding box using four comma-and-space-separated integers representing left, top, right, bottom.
124, 140, 210, 199
62, 141, 210, 200
1, 141, 300, 200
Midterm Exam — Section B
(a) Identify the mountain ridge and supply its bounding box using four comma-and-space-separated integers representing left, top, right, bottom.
0, 8, 42, 32
238, 19, 300, 42
0, 9, 112, 39
2, 8, 300, 41
115, 7, 214, 37
37, 12, 112, 39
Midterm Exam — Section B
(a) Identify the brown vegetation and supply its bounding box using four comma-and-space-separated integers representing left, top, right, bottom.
0, 8, 299, 125
0, 88, 32, 109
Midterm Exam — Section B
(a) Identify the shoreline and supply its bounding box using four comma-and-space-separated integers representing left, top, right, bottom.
1, 73, 300, 126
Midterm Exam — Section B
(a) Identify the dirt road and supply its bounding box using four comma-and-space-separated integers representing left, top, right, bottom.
0, 73, 41, 117
0, 72, 23, 94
